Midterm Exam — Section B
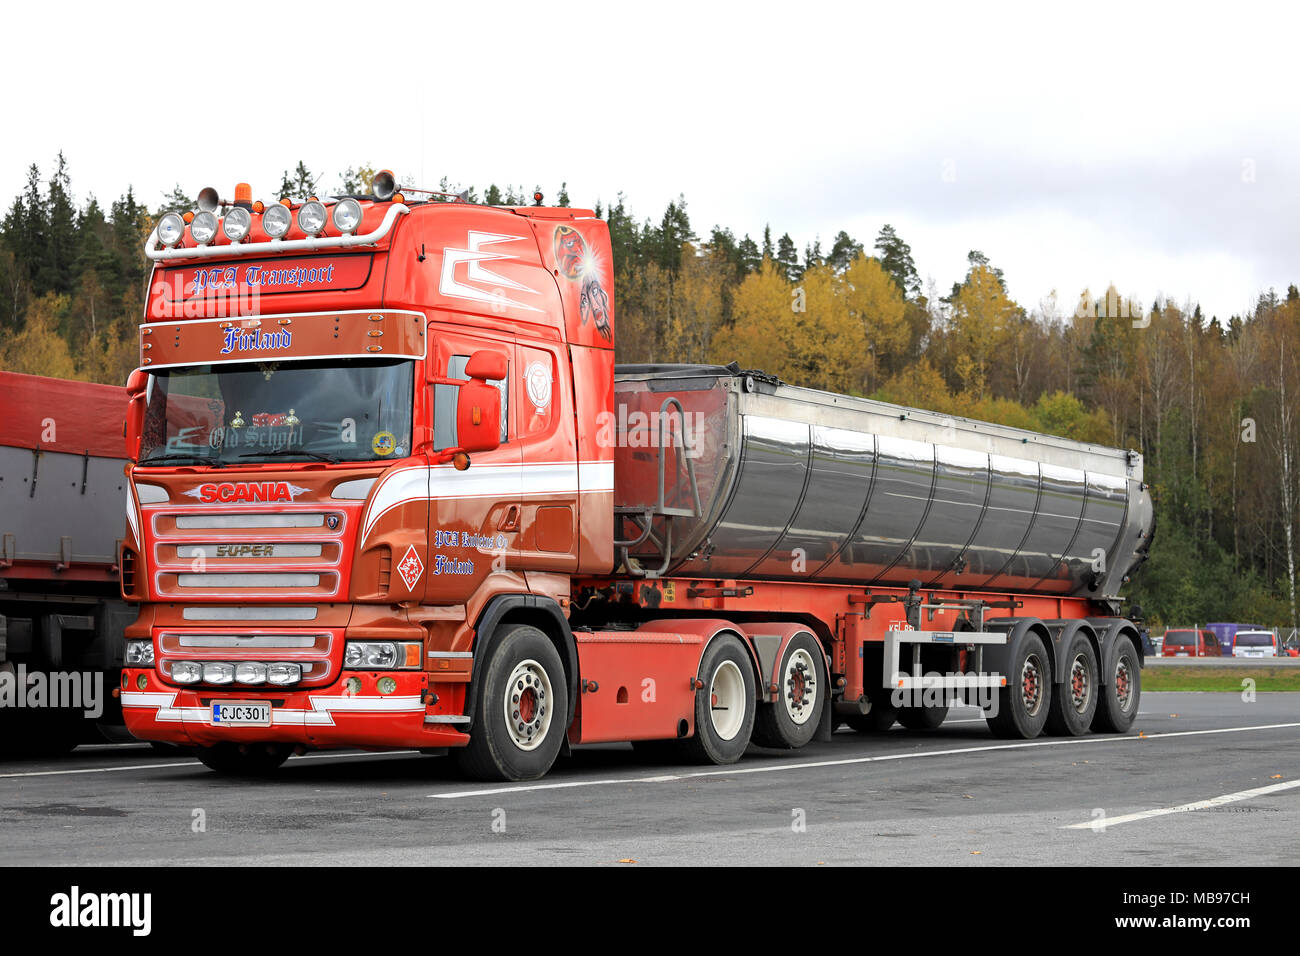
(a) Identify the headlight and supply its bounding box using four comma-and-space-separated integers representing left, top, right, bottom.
190, 211, 218, 245
297, 200, 327, 236
332, 198, 362, 233
125, 640, 155, 666
235, 662, 268, 685
223, 206, 252, 242
171, 661, 201, 684
202, 662, 235, 684
345, 641, 397, 669
267, 662, 302, 686
157, 213, 185, 247
263, 203, 292, 238
344, 641, 421, 669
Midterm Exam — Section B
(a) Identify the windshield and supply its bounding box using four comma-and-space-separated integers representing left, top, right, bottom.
139, 358, 414, 465
1163, 631, 1195, 646
1236, 633, 1273, 647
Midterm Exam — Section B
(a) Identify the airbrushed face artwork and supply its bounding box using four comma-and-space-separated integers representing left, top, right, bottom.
552, 225, 611, 341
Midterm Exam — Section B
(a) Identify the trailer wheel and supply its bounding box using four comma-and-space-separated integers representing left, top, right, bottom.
456, 624, 568, 781
986, 631, 1051, 739
682, 634, 755, 765
1045, 633, 1099, 736
194, 742, 292, 776
1092, 635, 1141, 733
897, 703, 949, 730
752, 633, 824, 749
844, 693, 898, 733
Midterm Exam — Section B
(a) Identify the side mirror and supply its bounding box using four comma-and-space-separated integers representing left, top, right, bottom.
124, 368, 149, 461
465, 350, 507, 381
455, 380, 501, 455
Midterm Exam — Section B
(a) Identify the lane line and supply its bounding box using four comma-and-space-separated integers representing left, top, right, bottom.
0, 749, 422, 780
429, 721, 1300, 799
1062, 779, 1300, 829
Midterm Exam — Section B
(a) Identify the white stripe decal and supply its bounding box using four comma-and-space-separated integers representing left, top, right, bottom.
361, 460, 614, 542
121, 691, 424, 727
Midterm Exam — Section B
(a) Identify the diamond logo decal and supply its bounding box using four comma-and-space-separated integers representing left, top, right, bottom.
396, 545, 424, 590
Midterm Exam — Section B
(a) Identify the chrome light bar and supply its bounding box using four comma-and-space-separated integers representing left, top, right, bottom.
143, 203, 410, 262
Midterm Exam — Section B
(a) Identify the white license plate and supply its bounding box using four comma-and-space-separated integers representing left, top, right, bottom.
1176, 652, 1189, 657
209, 701, 272, 726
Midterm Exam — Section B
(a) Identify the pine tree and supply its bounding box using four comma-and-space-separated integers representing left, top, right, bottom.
775, 233, 800, 281
874, 224, 920, 298
828, 230, 864, 272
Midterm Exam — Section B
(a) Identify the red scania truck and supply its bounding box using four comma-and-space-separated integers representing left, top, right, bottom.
120, 177, 1153, 780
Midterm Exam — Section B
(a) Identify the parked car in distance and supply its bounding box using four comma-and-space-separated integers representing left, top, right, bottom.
1232, 630, 1280, 658
1161, 628, 1221, 658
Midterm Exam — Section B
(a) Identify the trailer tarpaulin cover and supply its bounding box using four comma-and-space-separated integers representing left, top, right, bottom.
0, 370, 126, 459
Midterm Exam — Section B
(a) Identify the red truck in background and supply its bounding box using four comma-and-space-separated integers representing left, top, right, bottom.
1, 372, 136, 752
118, 176, 1155, 780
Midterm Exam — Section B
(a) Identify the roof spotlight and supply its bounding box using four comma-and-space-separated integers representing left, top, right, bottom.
297, 200, 327, 236
190, 211, 218, 245
157, 213, 185, 247
196, 186, 220, 213
372, 169, 396, 201
332, 198, 362, 234
223, 206, 252, 242
262, 202, 292, 239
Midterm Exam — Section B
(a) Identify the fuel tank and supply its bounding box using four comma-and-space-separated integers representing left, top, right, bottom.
612, 365, 1152, 601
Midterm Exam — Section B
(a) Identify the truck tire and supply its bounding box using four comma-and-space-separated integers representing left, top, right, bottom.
681, 634, 756, 765
1092, 635, 1141, 733
456, 624, 568, 781
845, 694, 898, 732
194, 742, 292, 776
1045, 632, 1099, 736
897, 703, 949, 730
752, 633, 824, 749
986, 631, 1051, 739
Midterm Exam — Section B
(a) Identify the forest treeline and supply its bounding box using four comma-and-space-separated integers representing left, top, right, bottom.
2, 155, 1298, 629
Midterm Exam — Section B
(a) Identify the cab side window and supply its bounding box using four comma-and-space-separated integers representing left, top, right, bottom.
433, 354, 508, 451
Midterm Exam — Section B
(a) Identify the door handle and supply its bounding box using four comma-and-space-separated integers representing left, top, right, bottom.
498, 505, 520, 532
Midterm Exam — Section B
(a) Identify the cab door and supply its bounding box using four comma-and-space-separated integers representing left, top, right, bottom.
513, 337, 579, 574
423, 319, 520, 605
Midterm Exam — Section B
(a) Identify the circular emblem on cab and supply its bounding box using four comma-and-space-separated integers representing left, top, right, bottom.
525, 361, 551, 411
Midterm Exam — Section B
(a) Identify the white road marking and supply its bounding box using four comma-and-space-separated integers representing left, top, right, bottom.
1061, 778, 1300, 829
0, 749, 422, 779
429, 721, 1300, 799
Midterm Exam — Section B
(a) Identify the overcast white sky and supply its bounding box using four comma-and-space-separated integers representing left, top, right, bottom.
4, 0, 1297, 321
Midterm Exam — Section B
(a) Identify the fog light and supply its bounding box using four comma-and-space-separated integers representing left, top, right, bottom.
172, 661, 201, 684
377, 677, 397, 695
203, 662, 235, 684
345, 676, 362, 695
136, 674, 148, 690
235, 662, 268, 684
267, 662, 302, 686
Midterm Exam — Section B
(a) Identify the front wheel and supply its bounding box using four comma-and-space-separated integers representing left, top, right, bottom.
1092, 636, 1141, 733
456, 625, 569, 781
681, 634, 756, 765
194, 742, 292, 776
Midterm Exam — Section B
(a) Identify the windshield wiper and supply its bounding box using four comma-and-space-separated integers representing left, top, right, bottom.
137, 453, 226, 467
239, 447, 339, 463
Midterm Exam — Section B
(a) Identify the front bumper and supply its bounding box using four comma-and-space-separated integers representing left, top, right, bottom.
121, 668, 469, 750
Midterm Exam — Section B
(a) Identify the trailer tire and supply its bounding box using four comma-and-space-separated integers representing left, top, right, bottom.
752, 633, 824, 749
1092, 635, 1141, 733
194, 742, 292, 776
1045, 632, 1099, 736
986, 631, 1051, 739
681, 634, 755, 765
844, 695, 897, 733
897, 703, 949, 730
456, 624, 568, 781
